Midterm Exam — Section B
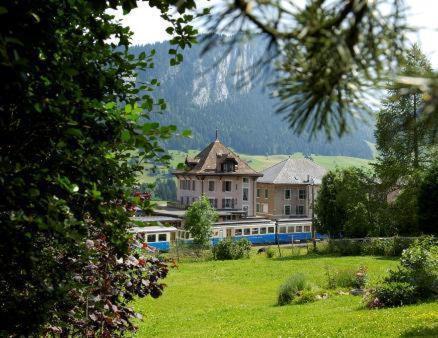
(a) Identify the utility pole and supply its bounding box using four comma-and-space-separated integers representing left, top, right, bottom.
311, 178, 316, 251
275, 219, 282, 257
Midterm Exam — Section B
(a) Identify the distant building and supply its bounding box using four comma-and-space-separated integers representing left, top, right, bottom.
256, 158, 326, 219
172, 135, 262, 218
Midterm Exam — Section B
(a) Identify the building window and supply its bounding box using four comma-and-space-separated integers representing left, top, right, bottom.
256, 203, 260, 212
186, 196, 190, 205
264, 189, 268, 198
257, 189, 261, 197
260, 227, 267, 234
284, 205, 291, 215
208, 180, 215, 191
192, 180, 196, 190
158, 234, 167, 242
209, 198, 218, 208
235, 228, 242, 236
222, 180, 232, 192
243, 187, 249, 201
147, 234, 156, 242
296, 205, 304, 215
285, 189, 291, 200
243, 177, 249, 184
299, 189, 306, 200
222, 198, 234, 209
268, 226, 275, 234
243, 205, 249, 214
262, 203, 268, 213
221, 161, 235, 172
243, 228, 250, 236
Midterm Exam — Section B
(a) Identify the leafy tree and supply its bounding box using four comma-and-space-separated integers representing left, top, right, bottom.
0, 0, 196, 336
184, 195, 218, 247
315, 168, 390, 238
418, 162, 438, 235
374, 45, 434, 188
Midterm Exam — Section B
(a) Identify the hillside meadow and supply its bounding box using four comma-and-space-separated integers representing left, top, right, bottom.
133, 253, 438, 337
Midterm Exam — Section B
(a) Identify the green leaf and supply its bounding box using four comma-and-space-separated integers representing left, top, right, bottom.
181, 129, 192, 138
121, 130, 130, 141
168, 49, 177, 55
165, 27, 174, 34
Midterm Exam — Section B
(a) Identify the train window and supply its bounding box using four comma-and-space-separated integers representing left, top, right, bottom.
243, 228, 250, 236
252, 228, 259, 235
296, 226, 303, 232
268, 226, 275, 234
147, 234, 156, 242
213, 230, 219, 237
288, 226, 295, 233
304, 225, 311, 232
260, 227, 267, 234
279, 227, 287, 234
158, 234, 167, 242
235, 228, 242, 236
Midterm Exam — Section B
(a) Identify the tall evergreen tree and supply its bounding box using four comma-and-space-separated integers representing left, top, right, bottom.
374, 45, 434, 188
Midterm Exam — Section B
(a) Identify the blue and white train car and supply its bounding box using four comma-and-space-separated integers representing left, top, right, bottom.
129, 225, 177, 251
177, 218, 324, 246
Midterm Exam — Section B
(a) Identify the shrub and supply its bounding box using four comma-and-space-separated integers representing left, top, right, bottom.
326, 265, 368, 289
266, 247, 275, 258
294, 289, 318, 304
277, 273, 311, 306
213, 238, 251, 260
364, 237, 437, 308
365, 282, 416, 308
362, 237, 415, 256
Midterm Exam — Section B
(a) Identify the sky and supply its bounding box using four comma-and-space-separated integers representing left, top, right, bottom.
111, 0, 438, 66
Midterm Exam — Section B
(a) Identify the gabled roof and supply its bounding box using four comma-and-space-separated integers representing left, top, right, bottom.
257, 158, 326, 185
174, 139, 262, 176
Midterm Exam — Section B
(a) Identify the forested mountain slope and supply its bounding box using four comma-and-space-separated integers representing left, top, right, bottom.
132, 37, 375, 158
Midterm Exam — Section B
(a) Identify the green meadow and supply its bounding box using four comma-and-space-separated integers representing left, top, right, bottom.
134, 253, 438, 337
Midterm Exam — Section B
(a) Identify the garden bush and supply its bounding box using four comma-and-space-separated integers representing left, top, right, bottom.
213, 238, 251, 260
266, 247, 275, 258
294, 289, 318, 304
362, 237, 415, 256
325, 265, 368, 289
365, 237, 437, 308
365, 282, 417, 308
277, 273, 311, 306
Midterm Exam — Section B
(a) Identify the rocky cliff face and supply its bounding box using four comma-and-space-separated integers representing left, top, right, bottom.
131, 38, 375, 159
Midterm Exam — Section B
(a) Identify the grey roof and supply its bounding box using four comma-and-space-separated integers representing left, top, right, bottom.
257, 158, 326, 185
132, 216, 182, 223
129, 226, 177, 234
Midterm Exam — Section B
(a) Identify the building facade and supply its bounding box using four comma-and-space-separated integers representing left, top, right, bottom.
255, 158, 326, 219
173, 136, 262, 217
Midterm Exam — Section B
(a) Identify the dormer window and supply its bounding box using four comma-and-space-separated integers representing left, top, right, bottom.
221, 159, 236, 172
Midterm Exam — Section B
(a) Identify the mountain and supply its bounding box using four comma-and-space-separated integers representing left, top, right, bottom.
131, 37, 375, 159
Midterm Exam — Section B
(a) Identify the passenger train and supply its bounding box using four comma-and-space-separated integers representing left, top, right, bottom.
130, 217, 324, 252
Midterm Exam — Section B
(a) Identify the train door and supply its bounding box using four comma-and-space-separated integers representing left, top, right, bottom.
226, 228, 232, 238
170, 232, 176, 242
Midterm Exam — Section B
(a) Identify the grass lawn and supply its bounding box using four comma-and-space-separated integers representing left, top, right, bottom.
133, 253, 438, 337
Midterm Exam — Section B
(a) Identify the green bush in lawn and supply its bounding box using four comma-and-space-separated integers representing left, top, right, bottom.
294, 289, 318, 304
266, 247, 275, 258
362, 237, 415, 256
277, 273, 311, 306
365, 282, 417, 308
326, 265, 368, 289
365, 237, 437, 308
213, 238, 251, 260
